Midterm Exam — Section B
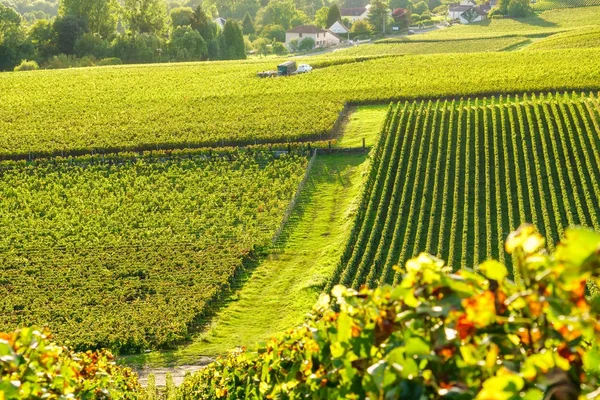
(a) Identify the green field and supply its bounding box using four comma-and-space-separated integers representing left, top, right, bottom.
528, 27, 600, 50
331, 36, 529, 57
1, 48, 600, 157
532, 0, 600, 10
415, 6, 600, 40
328, 92, 600, 290
0, 151, 307, 352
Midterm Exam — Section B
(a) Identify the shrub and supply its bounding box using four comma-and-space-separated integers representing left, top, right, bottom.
272, 41, 288, 55
298, 37, 316, 51
0, 327, 142, 399
13, 60, 39, 71
178, 224, 600, 399
96, 57, 123, 66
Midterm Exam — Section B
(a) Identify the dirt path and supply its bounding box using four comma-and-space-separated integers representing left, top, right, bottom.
135, 358, 212, 387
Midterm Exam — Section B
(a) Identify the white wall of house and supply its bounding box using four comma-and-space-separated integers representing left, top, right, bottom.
329, 21, 349, 35
285, 31, 340, 49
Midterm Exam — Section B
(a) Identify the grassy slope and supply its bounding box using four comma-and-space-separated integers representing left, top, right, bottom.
124, 107, 383, 367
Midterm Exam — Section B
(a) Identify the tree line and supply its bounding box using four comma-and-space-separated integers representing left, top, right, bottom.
0, 0, 246, 71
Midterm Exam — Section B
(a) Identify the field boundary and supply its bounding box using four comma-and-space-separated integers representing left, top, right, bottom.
272, 149, 318, 246
3, 88, 597, 162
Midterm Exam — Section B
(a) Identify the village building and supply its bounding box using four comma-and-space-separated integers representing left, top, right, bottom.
285, 25, 341, 49
339, 5, 371, 22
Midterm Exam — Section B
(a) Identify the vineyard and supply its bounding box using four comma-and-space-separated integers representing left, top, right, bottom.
0, 150, 308, 352
532, 0, 600, 10
332, 36, 529, 57
328, 92, 600, 290
1, 46, 600, 157
528, 27, 600, 50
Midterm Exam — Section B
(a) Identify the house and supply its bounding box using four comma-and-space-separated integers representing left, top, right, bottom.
448, 0, 493, 23
214, 17, 226, 29
328, 21, 350, 37
285, 25, 341, 49
340, 5, 371, 22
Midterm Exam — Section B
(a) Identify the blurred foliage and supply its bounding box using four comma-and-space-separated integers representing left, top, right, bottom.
178, 224, 600, 399
0, 327, 142, 399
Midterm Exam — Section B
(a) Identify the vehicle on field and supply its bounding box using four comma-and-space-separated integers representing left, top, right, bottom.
297, 64, 313, 73
277, 61, 297, 76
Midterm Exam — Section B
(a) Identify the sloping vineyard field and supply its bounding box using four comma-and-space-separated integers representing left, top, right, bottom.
528, 27, 600, 50
331, 36, 529, 57
328, 92, 600, 289
1, 48, 600, 157
532, 0, 600, 11
414, 6, 600, 40
0, 151, 308, 353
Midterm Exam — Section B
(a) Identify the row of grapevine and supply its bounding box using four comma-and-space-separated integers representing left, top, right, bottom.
0, 152, 308, 352
329, 92, 600, 288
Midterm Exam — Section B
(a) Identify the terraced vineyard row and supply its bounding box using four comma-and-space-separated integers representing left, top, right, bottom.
328, 92, 600, 289
0, 151, 308, 352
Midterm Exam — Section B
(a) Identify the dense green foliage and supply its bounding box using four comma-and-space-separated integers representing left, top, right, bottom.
178, 225, 600, 399
528, 27, 600, 50
0, 151, 307, 352
1, 49, 600, 157
0, 327, 142, 399
328, 92, 600, 290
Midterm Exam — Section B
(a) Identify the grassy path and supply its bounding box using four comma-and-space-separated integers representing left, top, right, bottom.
125, 106, 386, 372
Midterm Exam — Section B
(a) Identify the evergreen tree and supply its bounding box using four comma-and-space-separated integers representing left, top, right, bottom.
222, 19, 245, 59
326, 4, 341, 28
242, 12, 255, 34
191, 6, 215, 40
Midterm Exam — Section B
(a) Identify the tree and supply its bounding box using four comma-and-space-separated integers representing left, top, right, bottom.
74, 32, 108, 57
411, 0, 428, 14
191, 6, 216, 40
255, 0, 299, 30
242, 11, 255, 34
297, 36, 314, 51
52, 14, 86, 54
272, 40, 286, 55
59, 0, 117, 38
350, 18, 372, 34
390, 0, 410, 9
170, 6, 195, 28
313, 6, 328, 27
507, 0, 529, 17
367, 0, 390, 33
252, 36, 269, 56
124, 0, 167, 34
111, 32, 164, 62
260, 23, 285, 41
287, 37, 298, 51
221, 19, 245, 59
28, 19, 58, 61
169, 25, 207, 60
0, 4, 33, 71
326, 3, 341, 27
